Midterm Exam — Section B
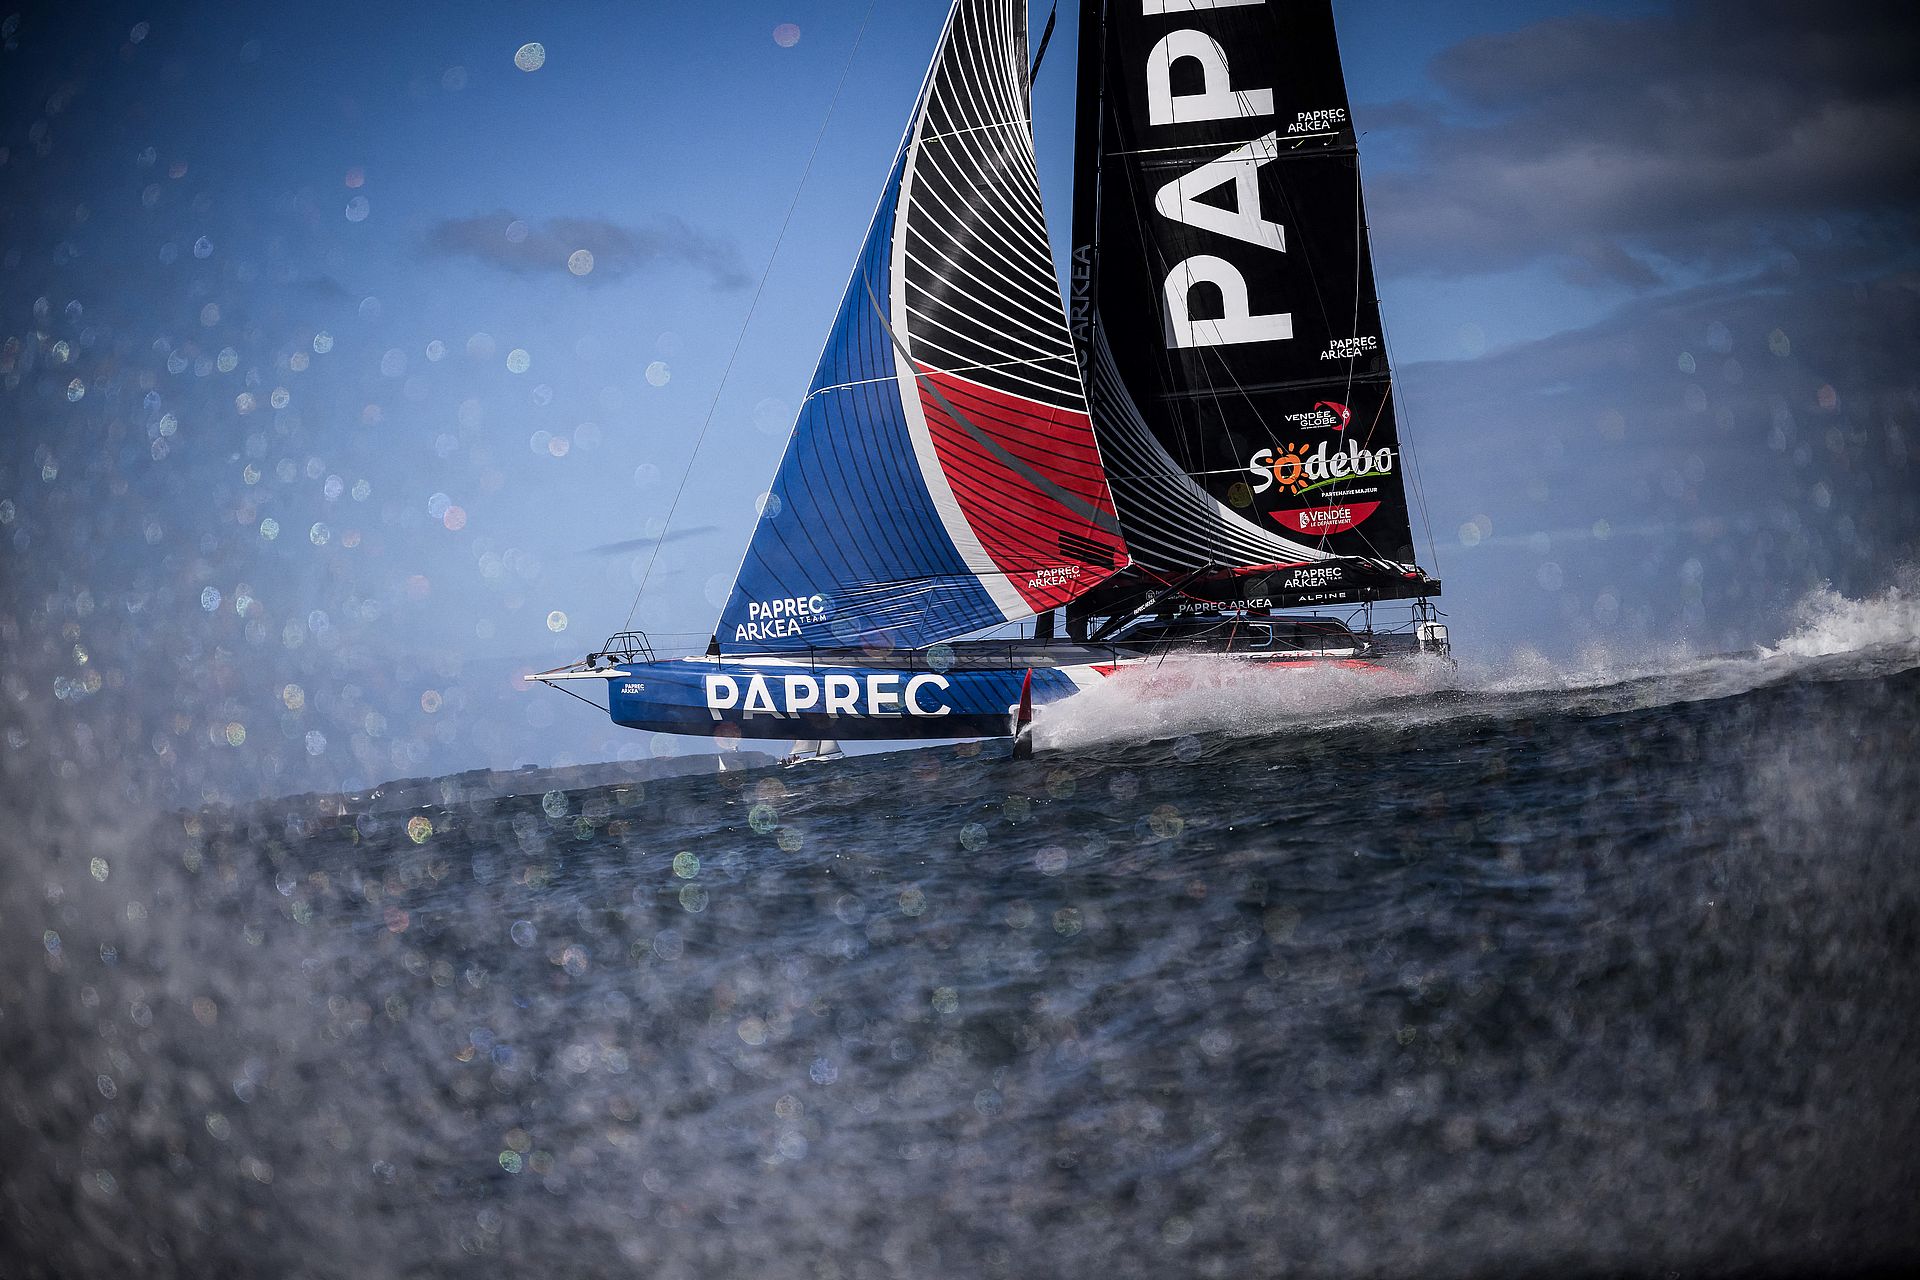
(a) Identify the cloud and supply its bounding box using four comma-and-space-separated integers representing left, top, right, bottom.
296, 275, 356, 300
1398, 262, 1920, 651
584, 525, 720, 556
426, 213, 750, 289
1364, 0, 1920, 286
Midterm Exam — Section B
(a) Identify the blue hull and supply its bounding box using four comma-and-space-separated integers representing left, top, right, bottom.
604, 658, 1088, 740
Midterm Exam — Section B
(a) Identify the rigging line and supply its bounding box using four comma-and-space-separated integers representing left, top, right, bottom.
865, 282, 1121, 535
1345, 156, 1361, 413
1355, 169, 1440, 579
550, 680, 607, 715
803, 351, 1076, 403
917, 117, 1031, 145
621, 0, 880, 634
1028, 1, 1058, 84
1110, 133, 1339, 158
1175, 151, 1344, 466
1383, 333, 1440, 576
1110, 117, 1220, 569
1111, 143, 1342, 570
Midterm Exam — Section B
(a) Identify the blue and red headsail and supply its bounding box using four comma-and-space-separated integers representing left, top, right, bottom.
716, 0, 1129, 655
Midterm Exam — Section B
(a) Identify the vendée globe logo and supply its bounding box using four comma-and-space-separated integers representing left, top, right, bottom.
1282, 401, 1351, 431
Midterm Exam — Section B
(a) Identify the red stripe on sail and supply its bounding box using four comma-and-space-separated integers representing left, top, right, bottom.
919, 368, 1129, 614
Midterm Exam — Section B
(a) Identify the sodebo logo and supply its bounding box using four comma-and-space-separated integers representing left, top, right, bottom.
705, 672, 951, 720
1246, 438, 1395, 496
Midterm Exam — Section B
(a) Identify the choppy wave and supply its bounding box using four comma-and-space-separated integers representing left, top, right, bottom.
1760, 564, 1920, 659
1041, 574, 1920, 753
4, 579, 1918, 1277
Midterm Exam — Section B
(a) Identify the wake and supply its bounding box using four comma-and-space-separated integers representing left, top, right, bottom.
1039, 571, 1920, 751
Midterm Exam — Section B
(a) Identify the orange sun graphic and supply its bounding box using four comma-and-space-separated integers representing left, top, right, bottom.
1269, 442, 1311, 493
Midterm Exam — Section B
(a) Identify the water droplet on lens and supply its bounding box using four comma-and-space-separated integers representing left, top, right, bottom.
753, 397, 790, 434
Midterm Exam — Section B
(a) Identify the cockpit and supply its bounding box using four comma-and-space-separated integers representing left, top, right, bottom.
1108, 616, 1364, 656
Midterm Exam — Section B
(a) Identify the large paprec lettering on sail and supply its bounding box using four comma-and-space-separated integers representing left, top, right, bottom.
1070, 0, 1425, 584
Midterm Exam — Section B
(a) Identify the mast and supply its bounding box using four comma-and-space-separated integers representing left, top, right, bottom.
714, 0, 1130, 655
1069, 0, 1437, 609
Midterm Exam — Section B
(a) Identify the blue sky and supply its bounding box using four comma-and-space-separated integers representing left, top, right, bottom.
3, 0, 1915, 803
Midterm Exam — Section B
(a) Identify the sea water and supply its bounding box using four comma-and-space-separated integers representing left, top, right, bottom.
3, 583, 1917, 1277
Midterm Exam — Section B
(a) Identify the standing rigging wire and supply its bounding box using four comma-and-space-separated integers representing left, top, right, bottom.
1355, 165, 1442, 579
1028, 1, 1058, 84
621, 0, 881, 635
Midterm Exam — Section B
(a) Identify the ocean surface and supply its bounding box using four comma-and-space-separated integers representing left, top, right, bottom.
4, 584, 1919, 1278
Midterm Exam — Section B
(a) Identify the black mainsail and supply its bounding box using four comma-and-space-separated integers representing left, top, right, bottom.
1069, 0, 1436, 608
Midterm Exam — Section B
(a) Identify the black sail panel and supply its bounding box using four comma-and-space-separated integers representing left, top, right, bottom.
1070, 0, 1429, 587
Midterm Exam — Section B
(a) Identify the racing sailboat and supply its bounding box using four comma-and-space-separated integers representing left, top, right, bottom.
532, 0, 1448, 749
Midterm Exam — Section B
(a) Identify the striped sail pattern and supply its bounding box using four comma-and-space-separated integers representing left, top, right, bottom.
1083, 328, 1339, 572
716, 0, 1127, 655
